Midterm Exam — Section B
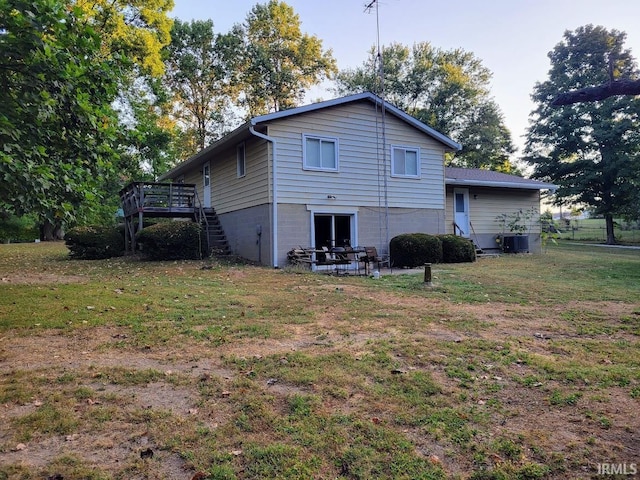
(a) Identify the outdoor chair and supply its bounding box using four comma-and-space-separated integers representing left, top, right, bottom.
333, 246, 353, 274
364, 246, 391, 273
317, 246, 337, 266
344, 246, 362, 274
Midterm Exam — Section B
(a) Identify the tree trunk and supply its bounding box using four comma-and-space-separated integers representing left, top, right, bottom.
40, 219, 64, 241
604, 214, 616, 245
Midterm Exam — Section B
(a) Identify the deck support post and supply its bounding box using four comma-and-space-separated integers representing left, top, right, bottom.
424, 263, 432, 285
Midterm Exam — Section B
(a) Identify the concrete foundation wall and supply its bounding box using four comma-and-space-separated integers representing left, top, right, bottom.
220, 203, 448, 267
218, 204, 272, 265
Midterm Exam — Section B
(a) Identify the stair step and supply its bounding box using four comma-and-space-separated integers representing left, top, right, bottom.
198, 207, 231, 255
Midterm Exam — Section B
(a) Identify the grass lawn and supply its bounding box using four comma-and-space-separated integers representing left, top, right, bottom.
0, 241, 639, 479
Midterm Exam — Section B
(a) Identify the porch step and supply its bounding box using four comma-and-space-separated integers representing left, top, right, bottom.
472, 240, 484, 255
477, 247, 501, 258
477, 252, 501, 258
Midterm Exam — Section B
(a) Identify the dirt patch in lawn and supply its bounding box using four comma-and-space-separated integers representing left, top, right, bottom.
1, 286, 639, 478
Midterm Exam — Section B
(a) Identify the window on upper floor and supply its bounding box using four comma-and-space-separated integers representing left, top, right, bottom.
391, 145, 420, 178
237, 142, 246, 178
303, 134, 339, 171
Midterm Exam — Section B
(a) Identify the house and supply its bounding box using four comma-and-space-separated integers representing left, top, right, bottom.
158, 92, 554, 266
445, 167, 556, 253
159, 92, 460, 267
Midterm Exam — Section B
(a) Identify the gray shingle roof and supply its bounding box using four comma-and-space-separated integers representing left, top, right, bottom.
445, 167, 557, 191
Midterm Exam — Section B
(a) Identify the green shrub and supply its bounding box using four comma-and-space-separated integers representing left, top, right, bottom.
136, 221, 203, 260
439, 234, 476, 263
0, 214, 39, 243
64, 225, 125, 259
390, 233, 443, 268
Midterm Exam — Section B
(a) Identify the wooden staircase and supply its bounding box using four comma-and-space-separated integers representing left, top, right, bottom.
201, 208, 231, 255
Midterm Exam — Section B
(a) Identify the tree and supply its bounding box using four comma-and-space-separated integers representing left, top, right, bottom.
164, 19, 239, 154
75, 0, 174, 77
455, 100, 519, 173
116, 79, 179, 181
525, 25, 640, 244
75, 0, 178, 177
334, 42, 517, 172
0, 0, 122, 239
232, 0, 337, 117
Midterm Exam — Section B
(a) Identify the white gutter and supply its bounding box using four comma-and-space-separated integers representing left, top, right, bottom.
446, 179, 558, 191
249, 124, 279, 268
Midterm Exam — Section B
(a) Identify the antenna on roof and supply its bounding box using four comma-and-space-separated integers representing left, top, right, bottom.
363, 0, 384, 94
364, 0, 389, 259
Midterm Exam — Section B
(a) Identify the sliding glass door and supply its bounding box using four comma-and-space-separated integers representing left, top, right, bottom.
313, 214, 353, 249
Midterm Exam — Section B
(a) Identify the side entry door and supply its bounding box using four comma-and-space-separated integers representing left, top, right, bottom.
453, 188, 470, 237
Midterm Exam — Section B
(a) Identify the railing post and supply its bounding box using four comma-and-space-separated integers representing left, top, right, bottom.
138, 183, 144, 210
137, 183, 144, 238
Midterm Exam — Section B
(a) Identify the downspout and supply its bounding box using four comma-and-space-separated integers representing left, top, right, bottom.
249, 124, 279, 268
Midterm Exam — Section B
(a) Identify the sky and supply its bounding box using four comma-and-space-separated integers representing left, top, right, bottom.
170, 0, 640, 156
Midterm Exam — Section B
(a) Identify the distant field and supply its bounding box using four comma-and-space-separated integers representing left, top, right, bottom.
557, 217, 640, 244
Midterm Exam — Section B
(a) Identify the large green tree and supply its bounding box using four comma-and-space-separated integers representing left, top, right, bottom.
335, 42, 517, 172
525, 25, 640, 244
0, 0, 122, 239
231, 0, 337, 117
164, 19, 239, 155
116, 79, 179, 181
75, 0, 176, 184
75, 0, 174, 77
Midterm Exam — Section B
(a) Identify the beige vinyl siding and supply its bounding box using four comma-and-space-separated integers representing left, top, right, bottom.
268, 101, 446, 210
445, 187, 541, 235
183, 169, 202, 203
210, 139, 270, 214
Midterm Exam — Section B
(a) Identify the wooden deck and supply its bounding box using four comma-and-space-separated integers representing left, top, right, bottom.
119, 182, 206, 253
120, 182, 199, 218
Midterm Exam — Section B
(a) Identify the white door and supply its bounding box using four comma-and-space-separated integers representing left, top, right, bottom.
202, 162, 211, 208
454, 188, 470, 237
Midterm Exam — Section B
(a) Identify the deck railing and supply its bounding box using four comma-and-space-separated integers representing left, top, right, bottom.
119, 182, 211, 252
119, 182, 198, 217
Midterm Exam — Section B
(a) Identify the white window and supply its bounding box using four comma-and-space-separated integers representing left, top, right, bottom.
203, 163, 210, 187
237, 143, 246, 178
391, 146, 420, 178
303, 135, 338, 171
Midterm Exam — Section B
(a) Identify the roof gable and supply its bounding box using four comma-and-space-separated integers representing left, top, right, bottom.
251, 92, 461, 151
160, 92, 460, 180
